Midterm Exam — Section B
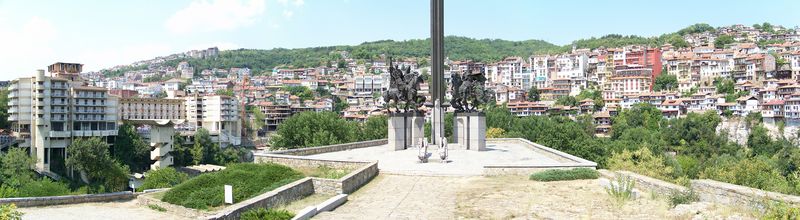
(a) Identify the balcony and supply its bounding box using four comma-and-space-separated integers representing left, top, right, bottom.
51, 92, 67, 97
51, 101, 67, 105
49, 131, 71, 138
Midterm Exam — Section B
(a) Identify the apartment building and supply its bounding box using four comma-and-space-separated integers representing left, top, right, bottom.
118, 97, 186, 120
8, 63, 118, 172
185, 95, 241, 146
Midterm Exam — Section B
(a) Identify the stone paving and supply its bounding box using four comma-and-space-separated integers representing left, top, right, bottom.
306, 142, 563, 176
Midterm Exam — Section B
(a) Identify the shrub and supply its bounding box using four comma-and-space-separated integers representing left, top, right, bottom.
486, 127, 506, 138
17, 179, 71, 197
668, 189, 698, 207
147, 204, 167, 212
529, 168, 599, 182
240, 208, 294, 220
764, 202, 800, 219
309, 165, 349, 179
161, 163, 303, 209
606, 175, 635, 205
0, 185, 18, 198
140, 167, 189, 191
0, 204, 22, 220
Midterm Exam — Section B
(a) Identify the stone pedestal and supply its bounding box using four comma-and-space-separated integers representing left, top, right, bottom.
431, 100, 445, 146
453, 112, 486, 151
387, 112, 424, 151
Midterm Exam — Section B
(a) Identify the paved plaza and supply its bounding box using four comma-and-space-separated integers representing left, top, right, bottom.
306, 141, 568, 176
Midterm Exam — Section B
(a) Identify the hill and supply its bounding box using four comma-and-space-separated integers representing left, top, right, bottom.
102, 23, 730, 76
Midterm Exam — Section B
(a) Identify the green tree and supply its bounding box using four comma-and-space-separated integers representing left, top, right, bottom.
140, 167, 188, 191
1, 148, 35, 188
0, 88, 10, 129
171, 134, 193, 167
113, 124, 150, 173
66, 137, 130, 192
361, 115, 388, 141
527, 86, 540, 102
191, 128, 219, 165
714, 35, 735, 49
653, 74, 677, 91
270, 111, 359, 149
749, 125, 780, 156
215, 89, 235, 96
250, 106, 266, 131
555, 96, 578, 107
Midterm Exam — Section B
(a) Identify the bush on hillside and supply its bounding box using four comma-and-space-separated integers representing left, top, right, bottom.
140, 167, 189, 191
161, 163, 303, 209
16, 179, 71, 197
529, 168, 599, 182
240, 208, 294, 220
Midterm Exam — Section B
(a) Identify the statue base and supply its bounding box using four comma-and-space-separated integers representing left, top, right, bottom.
387, 112, 425, 151
452, 112, 486, 151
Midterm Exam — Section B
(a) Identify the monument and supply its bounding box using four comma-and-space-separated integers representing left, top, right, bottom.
384, 59, 426, 150
450, 70, 492, 151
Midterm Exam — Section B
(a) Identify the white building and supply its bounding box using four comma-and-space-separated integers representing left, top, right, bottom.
8, 63, 119, 172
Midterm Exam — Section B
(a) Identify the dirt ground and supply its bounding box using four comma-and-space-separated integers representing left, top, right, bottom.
315, 174, 759, 220
18, 200, 190, 220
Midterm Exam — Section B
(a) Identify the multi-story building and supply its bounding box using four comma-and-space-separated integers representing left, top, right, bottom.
8, 63, 119, 172
118, 97, 186, 120
185, 95, 241, 146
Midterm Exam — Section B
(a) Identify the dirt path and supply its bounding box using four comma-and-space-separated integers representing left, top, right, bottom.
315, 174, 757, 220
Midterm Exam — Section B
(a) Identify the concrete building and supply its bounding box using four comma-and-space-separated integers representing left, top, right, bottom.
185, 95, 241, 146
8, 63, 119, 172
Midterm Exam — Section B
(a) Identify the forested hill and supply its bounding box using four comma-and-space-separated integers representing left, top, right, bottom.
140, 36, 563, 76
105, 23, 722, 76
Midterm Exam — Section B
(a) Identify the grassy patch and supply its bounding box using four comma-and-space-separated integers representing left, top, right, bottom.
606, 174, 635, 205
240, 208, 294, 220
296, 165, 351, 179
161, 163, 304, 210
147, 204, 166, 212
668, 189, 698, 207
529, 168, 599, 182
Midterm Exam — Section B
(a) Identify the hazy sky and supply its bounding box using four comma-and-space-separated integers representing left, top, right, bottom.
1, 0, 799, 80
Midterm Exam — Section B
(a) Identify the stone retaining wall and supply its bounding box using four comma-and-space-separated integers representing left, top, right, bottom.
253, 154, 366, 171
692, 179, 800, 209
599, 170, 687, 195
206, 177, 315, 220
254, 153, 379, 195
268, 139, 387, 156
137, 192, 209, 219
0, 191, 134, 207
483, 164, 596, 176
339, 161, 379, 194
602, 170, 800, 210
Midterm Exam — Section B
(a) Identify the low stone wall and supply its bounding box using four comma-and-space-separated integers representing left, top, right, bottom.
253, 154, 366, 171
206, 177, 315, 220
253, 153, 379, 195
0, 191, 135, 207
599, 170, 687, 195
268, 139, 387, 156
602, 170, 800, 210
137, 192, 209, 219
339, 161, 379, 194
692, 179, 800, 209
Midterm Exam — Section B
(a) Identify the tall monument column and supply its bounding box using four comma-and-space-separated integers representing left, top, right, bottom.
430, 0, 445, 145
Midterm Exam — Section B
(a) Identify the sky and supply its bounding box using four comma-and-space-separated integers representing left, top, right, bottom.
1, 0, 799, 80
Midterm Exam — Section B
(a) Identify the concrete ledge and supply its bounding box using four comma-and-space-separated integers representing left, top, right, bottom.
487, 138, 597, 166
291, 206, 318, 220
692, 179, 800, 209
0, 191, 135, 207
316, 194, 347, 212
267, 139, 387, 156
483, 164, 597, 176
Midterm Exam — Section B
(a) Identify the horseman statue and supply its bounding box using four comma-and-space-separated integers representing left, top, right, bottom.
450, 69, 491, 112
383, 58, 426, 113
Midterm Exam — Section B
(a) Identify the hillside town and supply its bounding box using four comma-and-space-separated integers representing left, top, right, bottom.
47, 23, 798, 140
